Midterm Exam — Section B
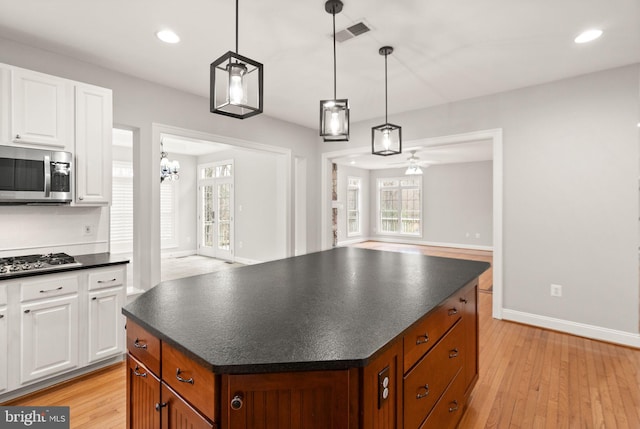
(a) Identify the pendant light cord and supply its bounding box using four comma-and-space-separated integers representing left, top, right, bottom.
384, 52, 388, 123
235, 0, 239, 53
332, 10, 337, 99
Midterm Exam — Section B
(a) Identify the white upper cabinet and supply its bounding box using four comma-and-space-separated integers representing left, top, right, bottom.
74, 84, 112, 205
10, 67, 74, 152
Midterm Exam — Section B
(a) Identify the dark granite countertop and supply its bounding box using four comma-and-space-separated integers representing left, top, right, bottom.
0, 252, 129, 281
122, 247, 489, 374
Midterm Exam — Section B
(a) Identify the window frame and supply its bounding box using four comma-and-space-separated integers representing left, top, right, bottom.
346, 176, 362, 237
377, 176, 423, 237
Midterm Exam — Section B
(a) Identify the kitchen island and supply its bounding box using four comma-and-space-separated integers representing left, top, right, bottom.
123, 247, 489, 429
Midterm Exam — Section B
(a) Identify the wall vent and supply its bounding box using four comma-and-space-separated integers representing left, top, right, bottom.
334, 21, 371, 43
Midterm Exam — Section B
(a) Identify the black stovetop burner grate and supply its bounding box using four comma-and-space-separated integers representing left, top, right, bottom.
0, 253, 79, 275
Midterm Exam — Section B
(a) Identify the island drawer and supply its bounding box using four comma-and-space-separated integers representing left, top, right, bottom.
404, 320, 464, 429
162, 341, 216, 422
126, 320, 161, 376
403, 292, 462, 372
418, 367, 465, 429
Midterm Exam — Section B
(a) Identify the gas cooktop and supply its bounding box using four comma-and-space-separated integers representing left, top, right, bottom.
0, 253, 81, 276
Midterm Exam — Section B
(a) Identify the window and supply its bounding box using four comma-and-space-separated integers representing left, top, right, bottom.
347, 177, 361, 236
378, 177, 422, 236
110, 160, 133, 253
160, 179, 179, 249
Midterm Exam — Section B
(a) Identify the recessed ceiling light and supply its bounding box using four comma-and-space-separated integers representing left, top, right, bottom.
574, 29, 603, 44
156, 30, 180, 44
350, 160, 356, 165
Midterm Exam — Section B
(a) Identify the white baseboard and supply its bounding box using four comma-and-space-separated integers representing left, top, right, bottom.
234, 256, 262, 265
365, 237, 493, 252
337, 237, 367, 246
502, 308, 640, 349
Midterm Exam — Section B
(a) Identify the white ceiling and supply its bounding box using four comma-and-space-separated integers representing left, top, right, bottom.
0, 0, 638, 133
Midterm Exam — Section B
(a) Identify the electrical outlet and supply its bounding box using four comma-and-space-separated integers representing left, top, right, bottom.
550, 284, 562, 297
83, 225, 93, 236
378, 366, 390, 409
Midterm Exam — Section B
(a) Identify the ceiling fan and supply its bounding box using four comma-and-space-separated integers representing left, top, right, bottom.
388, 150, 431, 175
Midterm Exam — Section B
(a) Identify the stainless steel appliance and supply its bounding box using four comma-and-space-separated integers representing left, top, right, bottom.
0, 145, 73, 204
0, 253, 81, 276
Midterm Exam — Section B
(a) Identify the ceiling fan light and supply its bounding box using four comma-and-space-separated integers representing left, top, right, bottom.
405, 165, 423, 175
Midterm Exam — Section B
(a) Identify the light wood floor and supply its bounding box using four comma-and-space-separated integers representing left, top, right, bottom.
5, 243, 640, 428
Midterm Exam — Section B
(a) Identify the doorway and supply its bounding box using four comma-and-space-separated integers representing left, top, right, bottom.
197, 161, 234, 261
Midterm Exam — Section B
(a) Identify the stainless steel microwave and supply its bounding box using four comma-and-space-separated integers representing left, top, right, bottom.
0, 145, 73, 204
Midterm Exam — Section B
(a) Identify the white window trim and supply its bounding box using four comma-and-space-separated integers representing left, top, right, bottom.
346, 176, 361, 237
376, 176, 423, 237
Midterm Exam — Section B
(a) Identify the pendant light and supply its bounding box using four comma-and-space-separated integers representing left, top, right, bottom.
320, 0, 350, 142
372, 46, 402, 156
210, 0, 263, 119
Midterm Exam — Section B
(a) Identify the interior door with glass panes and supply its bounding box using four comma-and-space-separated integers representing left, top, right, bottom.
197, 162, 234, 261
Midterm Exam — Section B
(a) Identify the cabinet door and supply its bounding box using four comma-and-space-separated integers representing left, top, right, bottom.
127, 354, 161, 429
222, 370, 349, 429
0, 306, 7, 393
20, 294, 79, 384
161, 383, 214, 429
0, 66, 10, 145
10, 68, 72, 149
74, 83, 112, 205
88, 286, 125, 363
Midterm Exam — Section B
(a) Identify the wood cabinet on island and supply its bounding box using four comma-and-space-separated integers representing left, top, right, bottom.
123, 247, 489, 429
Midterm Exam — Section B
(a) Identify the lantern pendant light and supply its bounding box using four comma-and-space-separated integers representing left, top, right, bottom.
372, 46, 402, 156
320, 0, 350, 142
210, 0, 263, 119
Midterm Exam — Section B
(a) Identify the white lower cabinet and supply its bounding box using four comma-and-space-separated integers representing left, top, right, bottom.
88, 286, 124, 363
0, 306, 7, 393
20, 294, 79, 384
0, 264, 127, 398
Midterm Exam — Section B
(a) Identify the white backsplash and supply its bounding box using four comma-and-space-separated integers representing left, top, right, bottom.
0, 205, 109, 257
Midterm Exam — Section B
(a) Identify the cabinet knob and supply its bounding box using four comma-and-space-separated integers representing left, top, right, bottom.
230, 393, 244, 410
448, 308, 458, 316
24, 309, 30, 314
78, 196, 84, 200
92, 297, 97, 301
133, 338, 147, 349
460, 297, 468, 304
155, 402, 167, 412
15, 134, 20, 139
0, 314, 4, 319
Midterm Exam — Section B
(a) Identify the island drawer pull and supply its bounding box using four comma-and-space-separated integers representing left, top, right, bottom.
449, 348, 459, 359
133, 366, 147, 378
176, 368, 194, 384
449, 400, 459, 413
133, 338, 147, 349
448, 308, 458, 316
230, 393, 244, 410
39, 286, 63, 293
460, 297, 468, 304
97, 278, 117, 284
416, 384, 429, 399
415, 334, 429, 345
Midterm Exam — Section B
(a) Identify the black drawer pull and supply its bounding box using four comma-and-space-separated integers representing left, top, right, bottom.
449, 348, 459, 359
449, 400, 459, 413
97, 278, 117, 284
460, 297, 468, 304
176, 368, 194, 384
40, 286, 63, 293
155, 402, 167, 411
448, 308, 458, 316
416, 384, 429, 399
133, 338, 147, 349
0, 314, 4, 319
133, 366, 147, 378
416, 334, 429, 345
